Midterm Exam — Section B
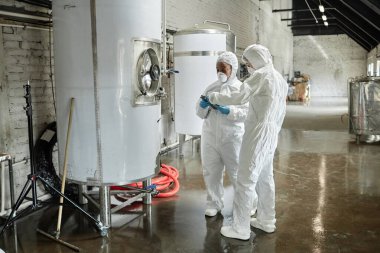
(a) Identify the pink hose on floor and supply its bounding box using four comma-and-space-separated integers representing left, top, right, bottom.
111, 164, 180, 199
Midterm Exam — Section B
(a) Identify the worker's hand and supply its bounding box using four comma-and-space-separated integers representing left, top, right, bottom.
199, 99, 210, 109
217, 105, 230, 115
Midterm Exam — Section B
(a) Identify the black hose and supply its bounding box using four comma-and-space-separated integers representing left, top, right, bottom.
34, 122, 78, 201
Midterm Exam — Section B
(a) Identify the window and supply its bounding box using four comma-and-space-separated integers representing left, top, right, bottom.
368, 63, 374, 76
377, 60, 380, 77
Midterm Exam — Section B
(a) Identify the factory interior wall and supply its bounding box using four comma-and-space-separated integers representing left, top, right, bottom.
0, 0, 293, 205
293, 35, 368, 97
258, 0, 293, 78
0, 1, 54, 202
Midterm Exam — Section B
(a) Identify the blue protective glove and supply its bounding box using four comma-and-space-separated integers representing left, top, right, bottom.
200, 99, 210, 109
217, 105, 230, 115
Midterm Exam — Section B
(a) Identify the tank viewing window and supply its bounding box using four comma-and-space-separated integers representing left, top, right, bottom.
132, 39, 161, 106
137, 48, 160, 96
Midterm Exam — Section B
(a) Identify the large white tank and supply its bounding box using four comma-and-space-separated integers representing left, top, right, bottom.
174, 21, 236, 135
52, 0, 162, 185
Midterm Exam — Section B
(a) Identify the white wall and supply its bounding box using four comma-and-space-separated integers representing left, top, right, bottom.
294, 35, 367, 97
259, 0, 293, 77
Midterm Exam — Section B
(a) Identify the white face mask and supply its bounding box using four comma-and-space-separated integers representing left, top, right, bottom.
217, 72, 228, 83
247, 66, 256, 75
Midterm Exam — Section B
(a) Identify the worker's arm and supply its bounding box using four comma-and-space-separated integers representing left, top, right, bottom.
227, 103, 249, 122
195, 98, 211, 119
209, 73, 266, 105
209, 82, 253, 105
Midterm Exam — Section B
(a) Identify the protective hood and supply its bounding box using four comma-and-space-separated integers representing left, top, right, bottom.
242, 44, 272, 70
217, 51, 238, 82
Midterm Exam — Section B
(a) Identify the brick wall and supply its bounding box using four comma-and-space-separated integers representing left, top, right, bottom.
0, 1, 54, 200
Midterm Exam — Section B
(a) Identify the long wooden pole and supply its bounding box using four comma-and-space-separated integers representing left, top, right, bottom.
56, 97, 75, 239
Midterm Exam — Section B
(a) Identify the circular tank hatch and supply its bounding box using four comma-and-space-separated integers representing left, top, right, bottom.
136, 48, 160, 96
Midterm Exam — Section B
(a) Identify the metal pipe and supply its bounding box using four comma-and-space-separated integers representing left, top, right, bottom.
272, 8, 335, 13
304, 0, 319, 23
160, 141, 179, 154
82, 192, 100, 209
90, 0, 104, 186
8, 159, 15, 214
162, 0, 166, 75
0, 23, 51, 31
111, 192, 145, 213
0, 10, 50, 22
0, 162, 5, 213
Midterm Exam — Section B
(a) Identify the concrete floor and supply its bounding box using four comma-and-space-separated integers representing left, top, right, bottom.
1, 97, 380, 252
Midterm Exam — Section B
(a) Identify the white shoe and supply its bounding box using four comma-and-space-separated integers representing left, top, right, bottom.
220, 226, 250, 240
250, 209, 257, 216
250, 218, 276, 233
205, 208, 219, 217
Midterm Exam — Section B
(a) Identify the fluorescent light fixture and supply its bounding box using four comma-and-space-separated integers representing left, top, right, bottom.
324, 21, 328, 26
319, 5, 325, 12
322, 15, 327, 21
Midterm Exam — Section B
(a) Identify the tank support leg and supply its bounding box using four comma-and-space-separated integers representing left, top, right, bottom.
179, 134, 185, 158
100, 186, 111, 229
356, 135, 360, 144
143, 178, 152, 204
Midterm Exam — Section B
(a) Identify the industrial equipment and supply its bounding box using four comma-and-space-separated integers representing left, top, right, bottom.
349, 76, 380, 143
174, 21, 236, 136
52, 0, 163, 228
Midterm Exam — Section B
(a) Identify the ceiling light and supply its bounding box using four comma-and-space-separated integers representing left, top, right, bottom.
319, 5, 325, 12
322, 15, 327, 21
324, 21, 328, 26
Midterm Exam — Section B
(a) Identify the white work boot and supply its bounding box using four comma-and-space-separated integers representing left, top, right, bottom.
205, 208, 219, 217
220, 226, 250, 240
250, 218, 276, 233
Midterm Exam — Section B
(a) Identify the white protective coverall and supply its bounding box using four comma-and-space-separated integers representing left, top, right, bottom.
196, 52, 248, 213
209, 44, 288, 238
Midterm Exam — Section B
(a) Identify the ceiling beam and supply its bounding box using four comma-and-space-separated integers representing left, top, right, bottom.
288, 23, 336, 28
359, 0, 380, 15
273, 8, 335, 13
318, 0, 380, 44
337, 0, 379, 31
281, 17, 336, 22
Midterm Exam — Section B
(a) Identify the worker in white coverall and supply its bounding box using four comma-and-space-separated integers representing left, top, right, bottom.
196, 52, 248, 217
208, 44, 288, 240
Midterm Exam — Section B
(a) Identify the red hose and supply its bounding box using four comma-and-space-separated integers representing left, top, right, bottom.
111, 164, 180, 200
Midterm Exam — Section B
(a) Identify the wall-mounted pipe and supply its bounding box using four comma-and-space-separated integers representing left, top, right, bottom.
162, 0, 167, 75
0, 23, 51, 31
0, 10, 50, 22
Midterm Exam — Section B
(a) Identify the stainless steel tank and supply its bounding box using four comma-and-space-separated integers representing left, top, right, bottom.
52, 0, 162, 186
174, 21, 236, 135
349, 76, 380, 143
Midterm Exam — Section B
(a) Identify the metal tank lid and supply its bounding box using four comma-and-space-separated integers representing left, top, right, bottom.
175, 20, 235, 36
349, 76, 380, 83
